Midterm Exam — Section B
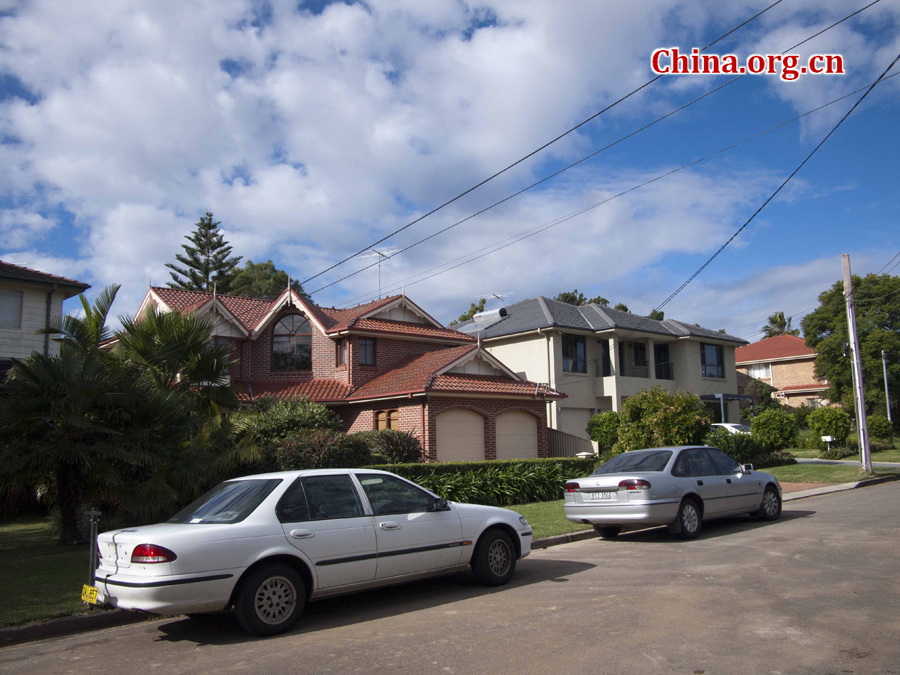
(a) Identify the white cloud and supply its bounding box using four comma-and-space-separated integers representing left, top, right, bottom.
0, 0, 897, 326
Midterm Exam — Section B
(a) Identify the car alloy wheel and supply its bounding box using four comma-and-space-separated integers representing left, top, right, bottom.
472, 529, 517, 586
757, 485, 782, 521
487, 539, 511, 577
254, 576, 296, 625
675, 498, 702, 540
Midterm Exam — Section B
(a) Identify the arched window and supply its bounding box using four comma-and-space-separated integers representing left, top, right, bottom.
272, 315, 312, 371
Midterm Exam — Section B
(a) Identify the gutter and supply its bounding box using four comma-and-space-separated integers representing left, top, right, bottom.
43, 283, 57, 356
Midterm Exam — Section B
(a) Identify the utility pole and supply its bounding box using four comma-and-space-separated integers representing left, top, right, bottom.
842, 254, 871, 473
884, 350, 893, 446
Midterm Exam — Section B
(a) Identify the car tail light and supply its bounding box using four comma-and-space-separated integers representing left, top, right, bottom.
564, 482, 580, 493
131, 544, 177, 564
619, 479, 651, 490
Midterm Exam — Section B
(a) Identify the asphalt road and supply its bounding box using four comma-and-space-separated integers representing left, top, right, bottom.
3, 484, 900, 675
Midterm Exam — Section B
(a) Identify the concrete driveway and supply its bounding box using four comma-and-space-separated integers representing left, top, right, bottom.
3, 483, 899, 675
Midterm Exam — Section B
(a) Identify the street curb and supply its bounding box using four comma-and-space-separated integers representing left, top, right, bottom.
4, 475, 898, 649
0, 609, 156, 648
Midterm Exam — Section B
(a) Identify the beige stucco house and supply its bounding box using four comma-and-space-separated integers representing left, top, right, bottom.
458, 297, 747, 441
735, 334, 829, 408
0, 261, 90, 378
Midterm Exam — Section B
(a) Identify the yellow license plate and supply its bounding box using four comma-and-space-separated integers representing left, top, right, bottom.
81, 585, 100, 605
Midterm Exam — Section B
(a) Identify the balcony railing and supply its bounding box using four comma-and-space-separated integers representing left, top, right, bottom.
655, 361, 674, 380
596, 358, 611, 377
620, 360, 650, 378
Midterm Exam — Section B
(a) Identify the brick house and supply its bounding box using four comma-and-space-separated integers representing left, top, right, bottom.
134, 286, 563, 460
735, 334, 829, 408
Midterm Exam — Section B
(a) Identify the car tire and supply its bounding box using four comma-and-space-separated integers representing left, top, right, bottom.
593, 525, 621, 540
234, 564, 306, 637
471, 529, 516, 587
675, 498, 702, 540
756, 485, 782, 521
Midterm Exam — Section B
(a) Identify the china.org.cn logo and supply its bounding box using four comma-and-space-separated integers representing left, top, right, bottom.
651, 48, 844, 81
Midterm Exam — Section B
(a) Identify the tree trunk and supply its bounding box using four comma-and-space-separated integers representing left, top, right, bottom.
55, 461, 83, 545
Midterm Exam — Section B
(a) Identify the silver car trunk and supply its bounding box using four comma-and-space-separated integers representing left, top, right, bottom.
571, 473, 662, 503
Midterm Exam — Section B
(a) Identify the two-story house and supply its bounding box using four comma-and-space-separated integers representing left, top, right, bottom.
458, 297, 747, 441
134, 286, 563, 461
735, 334, 829, 408
1, 261, 90, 379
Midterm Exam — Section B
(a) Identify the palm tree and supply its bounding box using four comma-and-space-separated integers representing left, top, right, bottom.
38, 284, 121, 355
761, 311, 800, 338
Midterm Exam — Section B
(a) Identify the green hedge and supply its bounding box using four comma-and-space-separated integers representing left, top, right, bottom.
365, 457, 600, 507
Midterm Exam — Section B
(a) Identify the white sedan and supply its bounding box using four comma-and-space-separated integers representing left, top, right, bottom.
88, 469, 532, 636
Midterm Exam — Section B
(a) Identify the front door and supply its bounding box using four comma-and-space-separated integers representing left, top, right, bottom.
355, 473, 463, 579
278, 474, 377, 590
684, 448, 731, 517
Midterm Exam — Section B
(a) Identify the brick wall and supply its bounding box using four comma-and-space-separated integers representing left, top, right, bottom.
772, 357, 819, 389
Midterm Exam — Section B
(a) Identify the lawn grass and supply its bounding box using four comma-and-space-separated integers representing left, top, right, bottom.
0, 518, 91, 628
766, 464, 899, 484
513, 500, 590, 539
787, 443, 900, 463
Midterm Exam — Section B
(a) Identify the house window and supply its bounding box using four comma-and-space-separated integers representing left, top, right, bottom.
211, 336, 234, 377
0, 290, 23, 330
599, 340, 611, 377
375, 410, 399, 430
335, 339, 347, 367
746, 363, 771, 379
562, 334, 586, 373
806, 398, 821, 408
700, 343, 724, 379
359, 337, 375, 366
272, 315, 312, 371
654, 343, 673, 380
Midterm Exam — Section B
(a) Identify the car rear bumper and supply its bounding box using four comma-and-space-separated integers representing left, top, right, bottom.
563, 500, 680, 526
95, 569, 241, 615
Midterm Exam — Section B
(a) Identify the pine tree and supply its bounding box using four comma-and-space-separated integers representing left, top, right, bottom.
166, 212, 242, 293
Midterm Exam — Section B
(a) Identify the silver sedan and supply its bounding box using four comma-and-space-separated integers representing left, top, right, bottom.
563, 446, 782, 540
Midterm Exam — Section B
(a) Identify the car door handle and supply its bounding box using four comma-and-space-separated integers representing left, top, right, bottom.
726, 479, 732, 484
696, 480, 704, 486
290, 529, 314, 539
379, 521, 401, 530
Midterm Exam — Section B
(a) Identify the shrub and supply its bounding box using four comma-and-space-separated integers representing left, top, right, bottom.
703, 429, 796, 469
789, 405, 814, 430
614, 386, 711, 453
366, 457, 599, 506
348, 429, 424, 463
807, 407, 852, 451
275, 429, 371, 470
242, 397, 342, 466
818, 444, 856, 460
867, 415, 893, 440
750, 408, 798, 452
587, 411, 620, 452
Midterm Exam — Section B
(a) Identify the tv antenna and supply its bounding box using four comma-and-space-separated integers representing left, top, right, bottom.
359, 248, 401, 299
473, 292, 512, 306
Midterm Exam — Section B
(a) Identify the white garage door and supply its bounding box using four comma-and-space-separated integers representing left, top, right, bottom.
496, 411, 538, 460
558, 408, 594, 441
436, 409, 485, 462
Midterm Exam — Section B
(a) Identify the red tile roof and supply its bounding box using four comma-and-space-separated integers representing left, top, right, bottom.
348, 346, 563, 401
779, 383, 829, 392
318, 296, 402, 331
233, 378, 352, 402
151, 287, 305, 333
1, 260, 90, 295
735, 335, 816, 363
345, 318, 474, 342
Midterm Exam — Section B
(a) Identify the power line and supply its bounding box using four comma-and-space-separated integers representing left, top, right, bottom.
339, 72, 899, 308
297, 0, 790, 287
876, 250, 900, 274
312, 0, 883, 298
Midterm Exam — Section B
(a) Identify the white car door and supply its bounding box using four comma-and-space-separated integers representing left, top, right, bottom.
354, 473, 464, 580
278, 474, 377, 589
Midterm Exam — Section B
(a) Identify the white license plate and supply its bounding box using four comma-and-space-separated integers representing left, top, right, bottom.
584, 491, 613, 500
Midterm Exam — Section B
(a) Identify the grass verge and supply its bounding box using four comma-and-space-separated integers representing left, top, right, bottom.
0, 518, 90, 628
513, 500, 590, 539
766, 464, 899, 484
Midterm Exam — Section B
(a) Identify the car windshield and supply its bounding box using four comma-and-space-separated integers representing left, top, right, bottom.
168, 479, 282, 524
592, 451, 673, 475
733, 425, 751, 433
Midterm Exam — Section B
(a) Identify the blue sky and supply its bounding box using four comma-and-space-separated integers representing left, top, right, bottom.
1, 0, 898, 339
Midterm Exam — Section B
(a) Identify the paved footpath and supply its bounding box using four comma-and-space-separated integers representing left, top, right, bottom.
3, 483, 900, 675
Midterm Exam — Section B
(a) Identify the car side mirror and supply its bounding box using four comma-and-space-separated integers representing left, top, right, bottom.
741, 464, 754, 473
431, 498, 450, 512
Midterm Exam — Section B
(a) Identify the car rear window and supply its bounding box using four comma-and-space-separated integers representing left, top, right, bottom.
168, 479, 282, 524
592, 451, 673, 475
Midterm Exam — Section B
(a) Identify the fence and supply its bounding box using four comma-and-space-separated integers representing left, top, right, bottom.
547, 427, 595, 457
